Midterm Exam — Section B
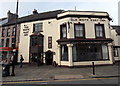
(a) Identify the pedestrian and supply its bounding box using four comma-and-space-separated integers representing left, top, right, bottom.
10, 55, 15, 76
20, 55, 24, 68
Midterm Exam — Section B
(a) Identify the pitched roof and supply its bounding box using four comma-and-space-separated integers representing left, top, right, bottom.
3, 10, 64, 26
112, 25, 120, 35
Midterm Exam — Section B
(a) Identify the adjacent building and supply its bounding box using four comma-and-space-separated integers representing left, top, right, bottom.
0, 11, 20, 62
111, 25, 120, 61
18, 10, 114, 67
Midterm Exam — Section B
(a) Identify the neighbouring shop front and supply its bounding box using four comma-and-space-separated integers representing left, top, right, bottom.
0, 47, 13, 60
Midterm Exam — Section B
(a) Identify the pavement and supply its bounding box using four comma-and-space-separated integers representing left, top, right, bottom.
1, 61, 120, 82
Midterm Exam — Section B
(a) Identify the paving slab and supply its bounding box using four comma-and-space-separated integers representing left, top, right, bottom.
1, 61, 120, 82
54, 75, 84, 80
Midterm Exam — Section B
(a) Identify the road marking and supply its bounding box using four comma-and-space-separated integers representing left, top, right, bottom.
1, 77, 119, 84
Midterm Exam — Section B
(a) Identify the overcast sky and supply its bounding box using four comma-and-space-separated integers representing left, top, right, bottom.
0, 0, 119, 25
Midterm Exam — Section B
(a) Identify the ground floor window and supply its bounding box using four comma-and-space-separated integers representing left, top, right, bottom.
61, 45, 68, 61
113, 48, 119, 57
1, 51, 12, 60
72, 43, 109, 62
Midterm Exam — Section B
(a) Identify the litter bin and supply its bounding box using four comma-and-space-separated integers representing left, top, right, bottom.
2, 64, 10, 77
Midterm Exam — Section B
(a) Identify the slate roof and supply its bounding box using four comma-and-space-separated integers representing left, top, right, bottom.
3, 10, 64, 26
112, 25, 120, 35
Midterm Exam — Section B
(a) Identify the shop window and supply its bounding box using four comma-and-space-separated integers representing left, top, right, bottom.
33, 23, 43, 32
74, 24, 85, 38
113, 48, 119, 57
48, 36, 52, 49
102, 44, 109, 59
60, 24, 67, 39
61, 45, 68, 61
72, 44, 109, 62
95, 24, 105, 38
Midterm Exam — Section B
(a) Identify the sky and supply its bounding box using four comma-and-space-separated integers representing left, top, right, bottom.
0, 0, 119, 25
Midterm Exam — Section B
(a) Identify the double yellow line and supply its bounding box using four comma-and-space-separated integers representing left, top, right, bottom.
1, 77, 119, 84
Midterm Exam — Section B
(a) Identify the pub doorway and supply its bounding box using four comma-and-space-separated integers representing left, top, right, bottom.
45, 50, 53, 65
29, 32, 44, 65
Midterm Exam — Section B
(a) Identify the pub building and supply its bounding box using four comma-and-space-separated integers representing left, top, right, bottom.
18, 10, 114, 66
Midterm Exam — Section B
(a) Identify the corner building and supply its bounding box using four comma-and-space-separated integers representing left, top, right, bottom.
18, 10, 114, 67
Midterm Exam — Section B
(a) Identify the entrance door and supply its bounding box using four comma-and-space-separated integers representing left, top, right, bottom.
29, 33, 44, 64
45, 50, 53, 65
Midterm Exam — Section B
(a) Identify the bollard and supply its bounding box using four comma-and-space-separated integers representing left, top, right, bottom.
92, 62, 95, 75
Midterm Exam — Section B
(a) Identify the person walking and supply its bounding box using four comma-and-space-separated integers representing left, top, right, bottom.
20, 55, 24, 68
10, 55, 15, 76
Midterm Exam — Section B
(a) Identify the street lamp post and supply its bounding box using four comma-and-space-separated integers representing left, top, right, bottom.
11, 0, 19, 76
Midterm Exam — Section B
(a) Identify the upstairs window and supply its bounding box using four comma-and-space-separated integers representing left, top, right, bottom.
7, 28, 11, 37
74, 24, 85, 38
1, 39, 4, 47
6, 38, 9, 47
95, 24, 105, 38
2, 28, 5, 37
60, 24, 67, 39
12, 27, 16, 36
33, 23, 43, 32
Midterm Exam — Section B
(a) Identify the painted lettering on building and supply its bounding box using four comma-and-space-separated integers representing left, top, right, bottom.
23, 25, 29, 36
70, 18, 106, 22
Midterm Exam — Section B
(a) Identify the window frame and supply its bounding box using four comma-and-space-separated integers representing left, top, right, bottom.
74, 23, 85, 38
95, 24, 105, 38
60, 44, 68, 61
113, 48, 119, 57
1, 39, 4, 47
2, 27, 5, 37
12, 27, 16, 36
7, 28, 11, 37
60, 24, 67, 39
6, 38, 9, 47
33, 23, 43, 32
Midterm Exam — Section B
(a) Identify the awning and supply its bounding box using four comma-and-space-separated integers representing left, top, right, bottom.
0, 47, 18, 51
0, 47, 13, 51
113, 46, 120, 48
57, 38, 113, 44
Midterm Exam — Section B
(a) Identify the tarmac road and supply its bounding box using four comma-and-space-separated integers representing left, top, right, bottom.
2, 77, 119, 86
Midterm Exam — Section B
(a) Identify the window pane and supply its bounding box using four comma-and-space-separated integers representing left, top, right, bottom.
72, 46, 77, 61
75, 24, 84, 37
6, 39, 9, 47
60, 24, 67, 38
72, 44, 108, 62
102, 44, 109, 59
95, 24, 104, 37
1, 39, 4, 47
114, 48, 119, 57
61, 45, 68, 61
33, 23, 43, 32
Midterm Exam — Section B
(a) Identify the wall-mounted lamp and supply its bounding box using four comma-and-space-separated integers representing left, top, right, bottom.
48, 21, 51, 24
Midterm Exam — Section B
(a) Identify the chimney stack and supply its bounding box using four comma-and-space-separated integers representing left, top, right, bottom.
33, 9, 38, 14
7, 10, 18, 22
